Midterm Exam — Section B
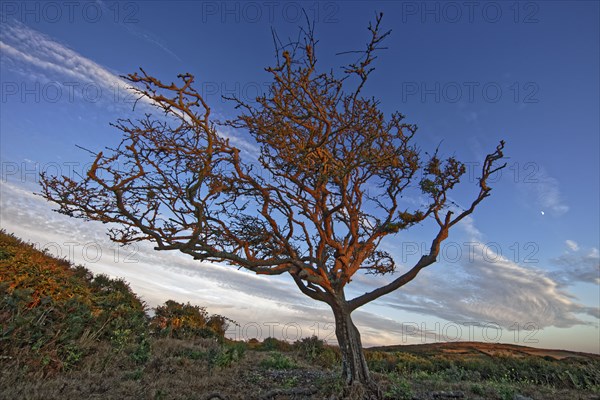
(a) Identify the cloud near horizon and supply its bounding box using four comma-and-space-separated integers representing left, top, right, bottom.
1, 180, 597, 348
360, 215, 598, 332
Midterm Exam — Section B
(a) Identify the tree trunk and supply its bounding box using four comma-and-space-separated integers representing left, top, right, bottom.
331, 298, 381, 399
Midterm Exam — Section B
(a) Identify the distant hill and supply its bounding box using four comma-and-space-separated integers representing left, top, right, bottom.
369, 341, 600, 361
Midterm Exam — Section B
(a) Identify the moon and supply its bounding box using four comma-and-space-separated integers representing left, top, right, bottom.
540, 211, 545, 215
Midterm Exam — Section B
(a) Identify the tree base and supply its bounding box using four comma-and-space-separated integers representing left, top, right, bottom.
342, 380, 383, 400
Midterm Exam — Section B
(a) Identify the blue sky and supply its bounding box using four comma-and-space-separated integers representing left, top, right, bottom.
1, 1, 598, 353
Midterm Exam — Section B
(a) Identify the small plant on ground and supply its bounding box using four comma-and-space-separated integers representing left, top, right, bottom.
207, 342, 246, 372
493, 382, 516, 400
385, 373, 413, 400
124, 368, 144, 381
260, 352, 297, 370
294, 335, 340, 368
131, 333, 151, 364
470, 382, 486, 396
261, 337, 291, 351
295, 335, 325, 361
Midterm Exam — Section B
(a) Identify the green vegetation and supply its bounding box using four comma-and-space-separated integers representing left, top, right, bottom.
295, 335, 340, 367
1, 230, 599, 399
260, 351, 297, 370
149, 299, 234, 340
385, 373, 413, 400
0, 231, 147, 373
260, 336, 292, 352
365, 349, 600, 390
367, 348, 600, 400
0, 230, 230, 375
207, 341, 247, 371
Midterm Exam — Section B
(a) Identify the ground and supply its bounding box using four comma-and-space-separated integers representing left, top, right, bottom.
1, 230, 599, 400
2, 337, 599, 400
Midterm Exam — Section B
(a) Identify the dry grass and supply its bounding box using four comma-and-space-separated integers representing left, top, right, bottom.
2, 339, 600, 400
1, 339, 339, 400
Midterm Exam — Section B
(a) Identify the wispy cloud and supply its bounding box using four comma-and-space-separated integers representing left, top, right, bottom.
1, 19, 124, 90
0, 18, 260, 157
565, 240, 580, 252
96, 0, 183, 62
380, 247, 593, 330
520, 167, 569, 216
0, 17, 152, 112
550, 247, 600, 286
356, 216, 596, 331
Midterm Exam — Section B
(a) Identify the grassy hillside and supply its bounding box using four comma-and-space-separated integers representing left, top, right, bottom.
0, 230, 148, 373
1, 230, 599, 399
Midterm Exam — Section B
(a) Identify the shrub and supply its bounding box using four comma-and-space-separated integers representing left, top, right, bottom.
88, 274, 148, 345
470, 382, 486, 396
317, 346, 341, 368
260, 352, 297, 370
149, 300, 232, 340
366, 351, 399, 373
293, 335, 339, 367
261, 337, 291, 352
385, 373, 413, 400
207, 342, 246, 371
295, 335, 325, 361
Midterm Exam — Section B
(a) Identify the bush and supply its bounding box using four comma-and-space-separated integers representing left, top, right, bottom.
261, 337, 291, 352
470, 382, 485, 395
366, 351, 399, 373
150, 300, 233, 340
316, 346, 341, 368
295, 335, 325, 361
385, 373, 413, 400
260, 352, 297, 370
88, 274, 148, 344
207, 342, 246, 371
293, 336, 340, 368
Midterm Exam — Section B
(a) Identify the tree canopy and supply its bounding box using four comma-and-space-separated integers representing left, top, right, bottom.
40, 14, 505, 395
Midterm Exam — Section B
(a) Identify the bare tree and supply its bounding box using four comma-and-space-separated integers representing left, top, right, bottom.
40, 14, 505, 397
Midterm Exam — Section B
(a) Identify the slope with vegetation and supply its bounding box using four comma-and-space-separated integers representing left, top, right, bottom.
1, 230, 599, 399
